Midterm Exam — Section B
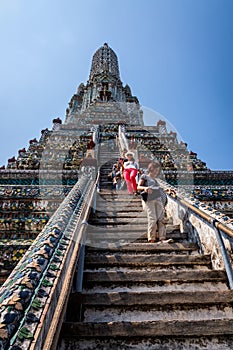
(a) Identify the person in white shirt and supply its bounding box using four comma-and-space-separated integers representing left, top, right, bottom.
123, 151, 139, 194
138, 161, 173, 244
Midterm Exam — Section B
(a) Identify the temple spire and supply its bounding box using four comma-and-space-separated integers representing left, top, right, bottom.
65, 43, 142, 125
89, 43, 120, 80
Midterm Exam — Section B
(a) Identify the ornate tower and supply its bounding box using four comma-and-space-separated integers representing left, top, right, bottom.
65, 43, 144, 126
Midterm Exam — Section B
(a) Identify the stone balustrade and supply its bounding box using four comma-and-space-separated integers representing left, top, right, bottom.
162, 181, 233, 274
0, 173, 96, 349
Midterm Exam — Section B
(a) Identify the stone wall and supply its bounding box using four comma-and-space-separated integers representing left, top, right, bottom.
166, 195, 232, 270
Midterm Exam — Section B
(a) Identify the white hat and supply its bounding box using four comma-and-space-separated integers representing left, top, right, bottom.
125, 151, 134, 157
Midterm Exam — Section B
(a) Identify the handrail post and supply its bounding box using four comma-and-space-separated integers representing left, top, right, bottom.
118, 125, 129, 153
76, 243, 85, 292
213, 223, 233, 290
162, 181, 233, 290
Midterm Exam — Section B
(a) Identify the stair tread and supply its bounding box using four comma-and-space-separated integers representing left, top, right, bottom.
86, 224, 181, 234
86, 242, 198, 252
84, 253, 211, 266
82, 305, 233, 322
96, 198, 142, 203
87, 223, 180, 230
94, 205, 143, 210
62, 319, 233, 337
83, 269, 227, 283
82, 281, 229, 293
86, 232, 187, 240
91, 213, 146, 218
73, 290, 233, 306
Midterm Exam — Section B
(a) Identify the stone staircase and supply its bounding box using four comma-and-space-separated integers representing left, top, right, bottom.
98, 143, 120, 190
59, 146, 233, 349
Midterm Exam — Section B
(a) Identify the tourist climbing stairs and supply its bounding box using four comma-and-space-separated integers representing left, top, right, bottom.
60, 147, 233, 350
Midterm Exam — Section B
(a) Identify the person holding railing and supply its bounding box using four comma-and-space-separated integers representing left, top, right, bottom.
138, 161, 173, 244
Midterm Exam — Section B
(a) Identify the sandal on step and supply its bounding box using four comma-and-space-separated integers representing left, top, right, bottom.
158, 238, 174, 244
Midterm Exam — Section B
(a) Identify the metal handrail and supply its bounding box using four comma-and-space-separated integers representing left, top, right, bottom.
214, 226, 233, 289
118, 125, 129, 153
179, 196, 233, 289
162, 184, 233, 289
177, 196, 233, 238
93, 168, 100, 210
159, 178, 233, 238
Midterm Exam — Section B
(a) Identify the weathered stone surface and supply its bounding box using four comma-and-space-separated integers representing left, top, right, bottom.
83, 269, 226, 283
72, 290, 233, 306
59, 336, 233, 350
62, 319, 233, 337
86, 242, 198, 252
84, 253, 211, 267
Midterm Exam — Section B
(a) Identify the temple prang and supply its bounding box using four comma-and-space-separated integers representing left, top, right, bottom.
65, 43, 142, 126
0, 42, 232, 283
0, 44, 233, 350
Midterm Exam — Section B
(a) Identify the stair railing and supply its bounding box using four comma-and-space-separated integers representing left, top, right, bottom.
118, 125, 129, 154
0, 170, 98, 350
92, 124, 100, 160
160, 180, 233, 289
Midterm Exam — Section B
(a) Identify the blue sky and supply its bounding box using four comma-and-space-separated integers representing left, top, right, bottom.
0, 0, 232, 170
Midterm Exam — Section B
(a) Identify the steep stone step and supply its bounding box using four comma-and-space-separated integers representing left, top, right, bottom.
99, 169, 118, 174
90, 216, 176, 225
99, 155, 119, 158
82, 281, 229, 293
86, 224, 181, 234
96, 194, 142, 202
99, 172, 115, 177
99, 165, 118, 170
99, 172, 116, 177
89, 217, 149, 225
91, 212, 146, 219
88, 222, 147, 227
86, 242, 197, 253
70, 290, 233, 306
60, 335, 233, 350
86, 230, 187, 243
85, 227, 186, 246
99, 160, 119, 166
93, 207, 143, 214
84, 253, 211, 268
99, 178, 114, 182
95, 202, 144, 209
62, 318, 233, 338
83, 269, 226, 284
99, 183, 114, 188
96, 197, 142, 204
89, 206, 145, 215
82, 305, 233, 323
88, 219, 147, 226
99, 178, 118, 183
99, 152, 119, 155
85, 238, 190, 248
99, 153, 120, 157
99, 151, 119, 154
